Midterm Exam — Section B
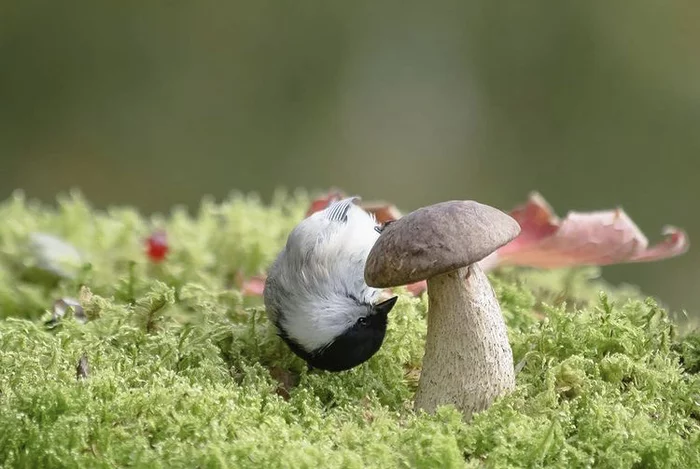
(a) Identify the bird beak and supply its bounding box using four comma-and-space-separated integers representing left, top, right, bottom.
374, 295, 398, 317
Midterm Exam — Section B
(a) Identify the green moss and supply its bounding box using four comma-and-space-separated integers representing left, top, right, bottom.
0, 190, 698, 468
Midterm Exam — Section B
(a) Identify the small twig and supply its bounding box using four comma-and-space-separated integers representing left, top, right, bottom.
76, 354, 89, 380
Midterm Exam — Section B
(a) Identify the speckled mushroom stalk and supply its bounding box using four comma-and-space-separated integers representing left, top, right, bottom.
364, 200, 521, 420
413, 263, 514, 418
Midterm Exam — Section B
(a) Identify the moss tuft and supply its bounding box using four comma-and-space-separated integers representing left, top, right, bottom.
0, 190, 698, 468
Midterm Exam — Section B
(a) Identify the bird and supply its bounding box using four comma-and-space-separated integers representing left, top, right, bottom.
263, 196, 398, 372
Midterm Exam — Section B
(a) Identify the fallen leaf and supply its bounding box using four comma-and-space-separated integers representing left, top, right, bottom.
269, 366, 299, 400
403, 281, 428, 296
305, 189, 345, 217
358, 201, 403, 225
306, 190, 402, 224
242, 276, 266, 296
493, 192, 689, 268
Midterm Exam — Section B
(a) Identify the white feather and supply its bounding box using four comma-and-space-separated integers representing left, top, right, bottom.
263, 198, 382, 352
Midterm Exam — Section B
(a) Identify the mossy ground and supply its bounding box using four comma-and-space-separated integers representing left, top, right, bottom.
0, 191, 698, 468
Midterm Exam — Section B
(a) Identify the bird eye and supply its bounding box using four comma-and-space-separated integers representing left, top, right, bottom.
357, 317, 368, 326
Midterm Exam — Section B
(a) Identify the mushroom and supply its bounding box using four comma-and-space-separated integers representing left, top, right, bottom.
364, 200, 521, 419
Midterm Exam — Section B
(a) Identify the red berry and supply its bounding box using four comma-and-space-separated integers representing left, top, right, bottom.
146, 230, 169, 262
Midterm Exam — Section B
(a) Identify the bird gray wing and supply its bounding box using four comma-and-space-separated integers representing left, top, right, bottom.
324, 196, 360, 223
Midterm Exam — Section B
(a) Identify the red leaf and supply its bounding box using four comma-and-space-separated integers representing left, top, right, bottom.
494, 192, 689, 268
242, 275, 266, 296
306, 189, 402, 224
305, 189, 345, 217
499, 192, 559, 254
359, 201, 403, 225
403, 280, 428, 296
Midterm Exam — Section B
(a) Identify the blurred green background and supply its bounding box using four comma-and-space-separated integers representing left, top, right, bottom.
1, 1, 698, 319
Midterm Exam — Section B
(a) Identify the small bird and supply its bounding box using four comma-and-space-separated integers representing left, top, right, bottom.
263, 196, 398, 372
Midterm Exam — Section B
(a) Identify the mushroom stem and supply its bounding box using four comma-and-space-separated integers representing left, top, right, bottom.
414, 263, 515, 420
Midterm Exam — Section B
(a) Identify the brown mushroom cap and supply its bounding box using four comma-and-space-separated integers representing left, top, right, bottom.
364, 200, 521, 288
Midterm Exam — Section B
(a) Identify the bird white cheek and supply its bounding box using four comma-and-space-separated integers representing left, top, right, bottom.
282, 296, 359, 352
